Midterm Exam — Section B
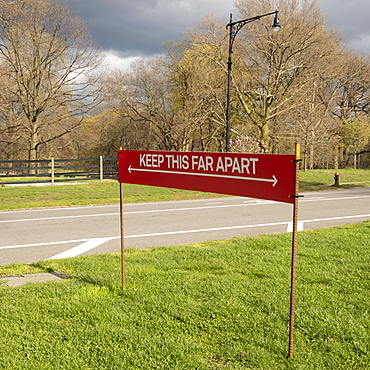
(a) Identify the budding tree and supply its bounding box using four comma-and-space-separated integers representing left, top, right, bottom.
231, 0, 344, 151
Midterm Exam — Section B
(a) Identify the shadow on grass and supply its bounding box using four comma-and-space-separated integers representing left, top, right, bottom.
30, 254, 125, 293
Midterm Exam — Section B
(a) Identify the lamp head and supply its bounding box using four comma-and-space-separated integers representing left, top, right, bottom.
272, 11, 281, 31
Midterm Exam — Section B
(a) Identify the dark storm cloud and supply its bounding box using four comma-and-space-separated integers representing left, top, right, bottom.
317, 0, 370, 53
65, 0, 235, 58
64, 0, 370, 59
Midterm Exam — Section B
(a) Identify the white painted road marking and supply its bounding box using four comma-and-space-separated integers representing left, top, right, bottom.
0, 238, 93, 250
0, 203, 275, 224
49, 237, 113, 259
2, 194, 370, 224
0, 213, 120, 224
1, 214, 370, 259
0, 220, 288, 251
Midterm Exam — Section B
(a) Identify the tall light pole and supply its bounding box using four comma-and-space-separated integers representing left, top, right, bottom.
225, 10, 281, 152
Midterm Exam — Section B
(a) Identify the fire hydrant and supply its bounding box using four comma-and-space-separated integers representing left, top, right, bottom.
334, 172, 340, 186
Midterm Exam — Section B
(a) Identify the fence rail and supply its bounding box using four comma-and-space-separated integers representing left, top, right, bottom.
0, 157, 117, 185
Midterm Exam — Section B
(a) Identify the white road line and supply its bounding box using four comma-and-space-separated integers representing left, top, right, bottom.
301, 195, 370, 202
2, 195, 370, 224
0, 204, 277, 224
49, 237, 113, 260
303, 214, 370, 223
0, 238, 94, 250
1, 214, 370, 253
0, 221, 288, 251
0, 213, 120, 224
124, 221, 289, 238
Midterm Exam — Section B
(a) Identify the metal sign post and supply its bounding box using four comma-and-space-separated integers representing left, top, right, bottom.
119, 182, 125, 288
288, 143, 301, 358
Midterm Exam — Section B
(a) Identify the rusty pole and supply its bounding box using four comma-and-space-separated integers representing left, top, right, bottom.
120, 182, 125, 288
288, 143, 301, 358
118, 150, 125, 288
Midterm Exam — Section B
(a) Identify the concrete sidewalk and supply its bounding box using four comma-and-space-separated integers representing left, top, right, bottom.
1, 272, 68, 287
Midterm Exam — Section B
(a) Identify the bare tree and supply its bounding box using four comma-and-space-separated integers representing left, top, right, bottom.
0, 0, 102, 163
330, 53, 370, 122
107, 58, 179, 151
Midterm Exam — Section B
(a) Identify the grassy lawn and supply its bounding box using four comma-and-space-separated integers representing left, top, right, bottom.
0, 180, 227, 211
1, 169, 370, 211
300, 168, 370, 191
0, 222, 369, 369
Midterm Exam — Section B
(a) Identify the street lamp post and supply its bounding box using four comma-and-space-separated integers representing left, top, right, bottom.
225, 10, 280, 152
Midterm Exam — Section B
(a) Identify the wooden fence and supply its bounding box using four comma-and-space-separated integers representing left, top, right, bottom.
0, 157, 117, 185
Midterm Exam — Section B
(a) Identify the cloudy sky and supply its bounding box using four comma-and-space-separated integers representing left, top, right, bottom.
64, 0, 370, 68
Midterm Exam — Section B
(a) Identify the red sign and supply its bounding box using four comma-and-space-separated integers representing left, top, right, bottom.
118, 150, 296, 204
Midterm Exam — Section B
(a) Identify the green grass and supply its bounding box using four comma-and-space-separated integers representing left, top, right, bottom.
0, 222, 369, 369
300, 168, 370, 191
0, 180, 226, 210
1, 169, 370, 210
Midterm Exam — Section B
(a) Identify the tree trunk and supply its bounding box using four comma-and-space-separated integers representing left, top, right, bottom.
309, 142, 314, 169
258, 123, 270, 152
334, 146, 339, 170
28, 130, 38, 175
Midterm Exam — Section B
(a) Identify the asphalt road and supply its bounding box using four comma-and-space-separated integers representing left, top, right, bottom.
1, 187, 370, 265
